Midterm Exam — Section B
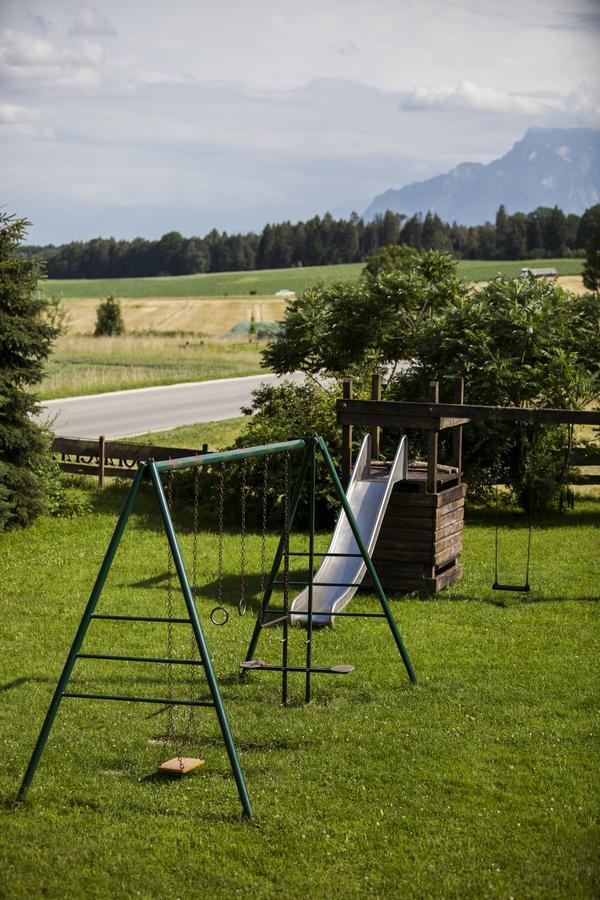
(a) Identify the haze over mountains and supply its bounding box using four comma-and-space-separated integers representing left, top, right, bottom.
364, 128, 600, 225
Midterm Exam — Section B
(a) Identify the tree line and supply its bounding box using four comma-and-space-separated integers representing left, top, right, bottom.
23, 204, 600, 279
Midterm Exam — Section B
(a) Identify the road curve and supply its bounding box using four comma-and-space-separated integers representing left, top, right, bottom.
36, 373, 305, 439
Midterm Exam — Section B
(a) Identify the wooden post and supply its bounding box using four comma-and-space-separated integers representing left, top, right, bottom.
451, 376, 464, 480
370, 371, 382, 460
202, 443, 209, 454
426, 382, 439, 495
98, 435, 105, 490
342, 377, 353, 487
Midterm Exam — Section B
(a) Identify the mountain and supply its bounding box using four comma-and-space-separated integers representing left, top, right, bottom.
364, 128, 600, 225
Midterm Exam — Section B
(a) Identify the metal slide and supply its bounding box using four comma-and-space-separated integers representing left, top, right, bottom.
290, 434, 407, 627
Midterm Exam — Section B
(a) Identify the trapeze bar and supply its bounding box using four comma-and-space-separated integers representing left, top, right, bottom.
262, 608, 388, 620
287, 551, 363, 558
62, 691, 214, 706
153, 438, 307, 473
76, 653, 205, 666
240, 660, 354, 674
91, 614, 192, 624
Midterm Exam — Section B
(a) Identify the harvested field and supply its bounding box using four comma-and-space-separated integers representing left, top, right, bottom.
62, 295, 287, 336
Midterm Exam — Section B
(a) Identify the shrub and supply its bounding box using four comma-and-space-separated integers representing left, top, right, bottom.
94, 295, 124, 336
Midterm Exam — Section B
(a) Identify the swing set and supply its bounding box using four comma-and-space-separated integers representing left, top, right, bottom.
16, 434, 417, 820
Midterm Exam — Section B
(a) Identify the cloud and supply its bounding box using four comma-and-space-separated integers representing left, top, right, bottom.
0, 28, 104, 88
400, 81, 546, 115
25, 9, 52, 35
0, 102, 53, 138
69, 6, 117, 37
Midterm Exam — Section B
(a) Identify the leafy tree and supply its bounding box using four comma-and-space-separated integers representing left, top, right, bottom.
362, 244, 420, 277
263, 252, 465, 378
582, 231, 600, 291
0, 213, 59, 529
396, 276, 599, 508
94, 295, 124, 336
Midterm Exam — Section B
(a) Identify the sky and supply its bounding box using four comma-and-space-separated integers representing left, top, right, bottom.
1, 0, 599, 245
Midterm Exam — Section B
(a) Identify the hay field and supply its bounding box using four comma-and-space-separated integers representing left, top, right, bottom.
62, 295, 287, 336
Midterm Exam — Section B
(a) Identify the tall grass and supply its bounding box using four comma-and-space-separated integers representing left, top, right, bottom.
40, 335, 264, 400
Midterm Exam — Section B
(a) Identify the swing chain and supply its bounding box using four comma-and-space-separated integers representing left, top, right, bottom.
260, 454, 269, 599
238, 458, 247, 616
164, 472, 179, 761
211, 463, 229, 626
283, 452, 290, 614
186, 466, 201, 750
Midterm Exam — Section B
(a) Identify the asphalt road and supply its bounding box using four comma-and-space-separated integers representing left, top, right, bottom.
37, 373, 305, 439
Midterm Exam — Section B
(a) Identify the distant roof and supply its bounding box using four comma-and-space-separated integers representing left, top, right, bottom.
519, 267, 558, 278
275, 289, 295, 297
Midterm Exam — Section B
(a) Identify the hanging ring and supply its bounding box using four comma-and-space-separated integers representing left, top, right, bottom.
238, 598, 247, 617
210, 606, 229, 626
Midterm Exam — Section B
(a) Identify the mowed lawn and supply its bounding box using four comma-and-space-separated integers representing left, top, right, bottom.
0, 478, 598, 898
39, 257, 584, 302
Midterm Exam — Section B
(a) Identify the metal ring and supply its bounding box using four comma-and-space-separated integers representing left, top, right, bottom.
210, 606, 229, 626
238, 599, 247, 617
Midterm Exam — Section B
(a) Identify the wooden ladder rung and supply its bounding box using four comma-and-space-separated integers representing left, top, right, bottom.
240, 660, 354, 675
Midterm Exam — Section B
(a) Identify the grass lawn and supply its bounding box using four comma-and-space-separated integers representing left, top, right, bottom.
0, 474, 598, 898
132, 417, 247, 450
40, 258, 584, 301
40, 336, 264, 400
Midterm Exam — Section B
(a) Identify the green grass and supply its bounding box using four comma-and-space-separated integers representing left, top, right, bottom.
132, 417, 247, 450
0, 480, 598, 898
40, 336, 264, 400
41, 258, 584, 300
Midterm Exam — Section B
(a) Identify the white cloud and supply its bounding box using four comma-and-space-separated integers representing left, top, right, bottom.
69, 6, 117, 37
400, 81, 547, 115
0, 28, 104, 88
0, 102, 53, 138
0, 102, 41, 123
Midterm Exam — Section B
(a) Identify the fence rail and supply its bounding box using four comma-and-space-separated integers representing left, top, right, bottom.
52, 436, 209, 488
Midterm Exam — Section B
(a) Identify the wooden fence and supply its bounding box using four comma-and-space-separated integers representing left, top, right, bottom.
52, 436, 208, 488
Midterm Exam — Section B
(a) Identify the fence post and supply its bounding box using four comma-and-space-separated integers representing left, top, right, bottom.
342, 377, 353, 487
426, 382, 439, 495
370, 371, 382, 460
202, 443, 209, 454
98, 435, 105, 490
451, 376, 464, 480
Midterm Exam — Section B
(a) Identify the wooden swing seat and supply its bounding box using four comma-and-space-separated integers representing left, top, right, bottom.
157, 757, 205, 775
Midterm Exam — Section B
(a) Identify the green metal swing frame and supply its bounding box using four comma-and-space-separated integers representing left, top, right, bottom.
16, 434, 416, 821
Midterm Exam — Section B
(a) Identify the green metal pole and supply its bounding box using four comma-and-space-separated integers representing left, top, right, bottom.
244, 445, 310, 667
148, 463, 253, 820
316, 437, 418, 685
305, 438, 317, 704
281, 454, 290, 706
16, 464, 147, 802
154, 439, 306, 473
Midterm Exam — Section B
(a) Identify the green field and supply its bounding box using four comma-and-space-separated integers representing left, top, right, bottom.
40, 258, 584, 300
0, 475, 598, 898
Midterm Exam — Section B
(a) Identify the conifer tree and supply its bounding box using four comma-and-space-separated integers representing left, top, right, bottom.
0, 213, 58, 529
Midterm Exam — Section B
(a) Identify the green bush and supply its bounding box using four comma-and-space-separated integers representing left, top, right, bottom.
94, 295, 124, 336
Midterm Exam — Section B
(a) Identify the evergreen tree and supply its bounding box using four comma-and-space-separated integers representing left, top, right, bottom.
582, 231, 600, 291
94, 296, 125, 336
0, 213, 59, 529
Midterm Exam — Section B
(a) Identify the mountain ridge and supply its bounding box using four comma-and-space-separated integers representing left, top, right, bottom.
364, 128, 600, 225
